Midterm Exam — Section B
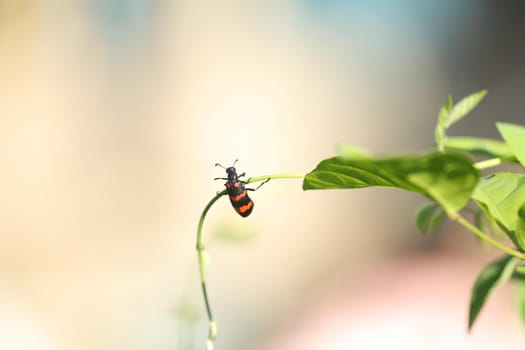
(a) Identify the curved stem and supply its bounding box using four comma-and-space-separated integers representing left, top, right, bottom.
451, 213, 525, 260
195, 173, 305, 345
196, 190, 226, 342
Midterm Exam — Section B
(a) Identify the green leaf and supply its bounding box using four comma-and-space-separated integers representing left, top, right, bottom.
497, 122, 525, 167
474, 209, 507, 241
447, 90, 487, 127
435, 91, 487, 152
474, 210, 486, 233
469, 255, 519, 331
435, 95, 453, 151
516, 281, 525, 325
336, 143, 372, 159
303, 152, 479, 215
415, 202, 446, 235
513, 265, 525, 281
517, 203, 525, 252
443, 136, 515, 159
472, 173, 525, 233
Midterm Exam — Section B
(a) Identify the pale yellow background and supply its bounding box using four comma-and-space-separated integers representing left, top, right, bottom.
1, 1, 525, 349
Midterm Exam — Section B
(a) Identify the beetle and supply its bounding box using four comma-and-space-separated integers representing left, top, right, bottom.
215, 160, 269, 217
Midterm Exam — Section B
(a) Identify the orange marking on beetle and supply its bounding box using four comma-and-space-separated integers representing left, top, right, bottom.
236, 201, 253, 214
230, 191, 247, 202
234, 182, 240, 188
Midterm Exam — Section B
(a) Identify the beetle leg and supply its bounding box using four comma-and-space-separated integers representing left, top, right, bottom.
247, 178, 270, 191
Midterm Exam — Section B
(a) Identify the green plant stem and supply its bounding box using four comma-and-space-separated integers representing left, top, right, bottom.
246, 173, 305, 184
196, 190, 226, 342
452, 213, 525, 260
474, 158, 502, 170
195, 172, 304, 345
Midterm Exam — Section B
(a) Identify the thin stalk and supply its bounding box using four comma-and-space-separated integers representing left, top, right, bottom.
451, 213, 525, 260
474, 157, 502, 170
196, 190, 225, 342
196, 173, 304, 345
246, 173, 305, 184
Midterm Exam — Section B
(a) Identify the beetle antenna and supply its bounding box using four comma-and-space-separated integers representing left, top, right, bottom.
232, 159, 238, 167
215, 163, 226, 169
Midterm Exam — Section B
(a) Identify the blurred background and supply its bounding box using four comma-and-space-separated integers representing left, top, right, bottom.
1, 1, 525, 349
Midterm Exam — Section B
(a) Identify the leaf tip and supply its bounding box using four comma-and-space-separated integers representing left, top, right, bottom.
468, 301, 481, 332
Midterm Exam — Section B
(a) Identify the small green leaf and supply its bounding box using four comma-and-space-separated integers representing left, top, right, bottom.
435, 95, 453, 151
516, 281, 525, 325
497, 122, 525, 168
415, 202, 446, 235
435, 91, 487, 152
304, 152, 479, 215
474, 209, 486, 233
472, 173, 525, 233
513, 265, 525, 281
336, 143, 372, 159
443, 137, 515, 159
517, 203, 525, 252
469, 255, 519, 331
447, 90, 487, 127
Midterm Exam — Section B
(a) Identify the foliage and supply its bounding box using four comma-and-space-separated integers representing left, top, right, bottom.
195, 90, 525, 347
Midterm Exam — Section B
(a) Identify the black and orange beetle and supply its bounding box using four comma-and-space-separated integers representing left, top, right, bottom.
215, 160, 269, 217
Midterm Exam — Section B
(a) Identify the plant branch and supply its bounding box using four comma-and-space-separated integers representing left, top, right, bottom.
195, 173, 304, 346
246, 173, 305, 184
196, 190, 226, 342
451, 213, 525, 260
474, 158, 502, 170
